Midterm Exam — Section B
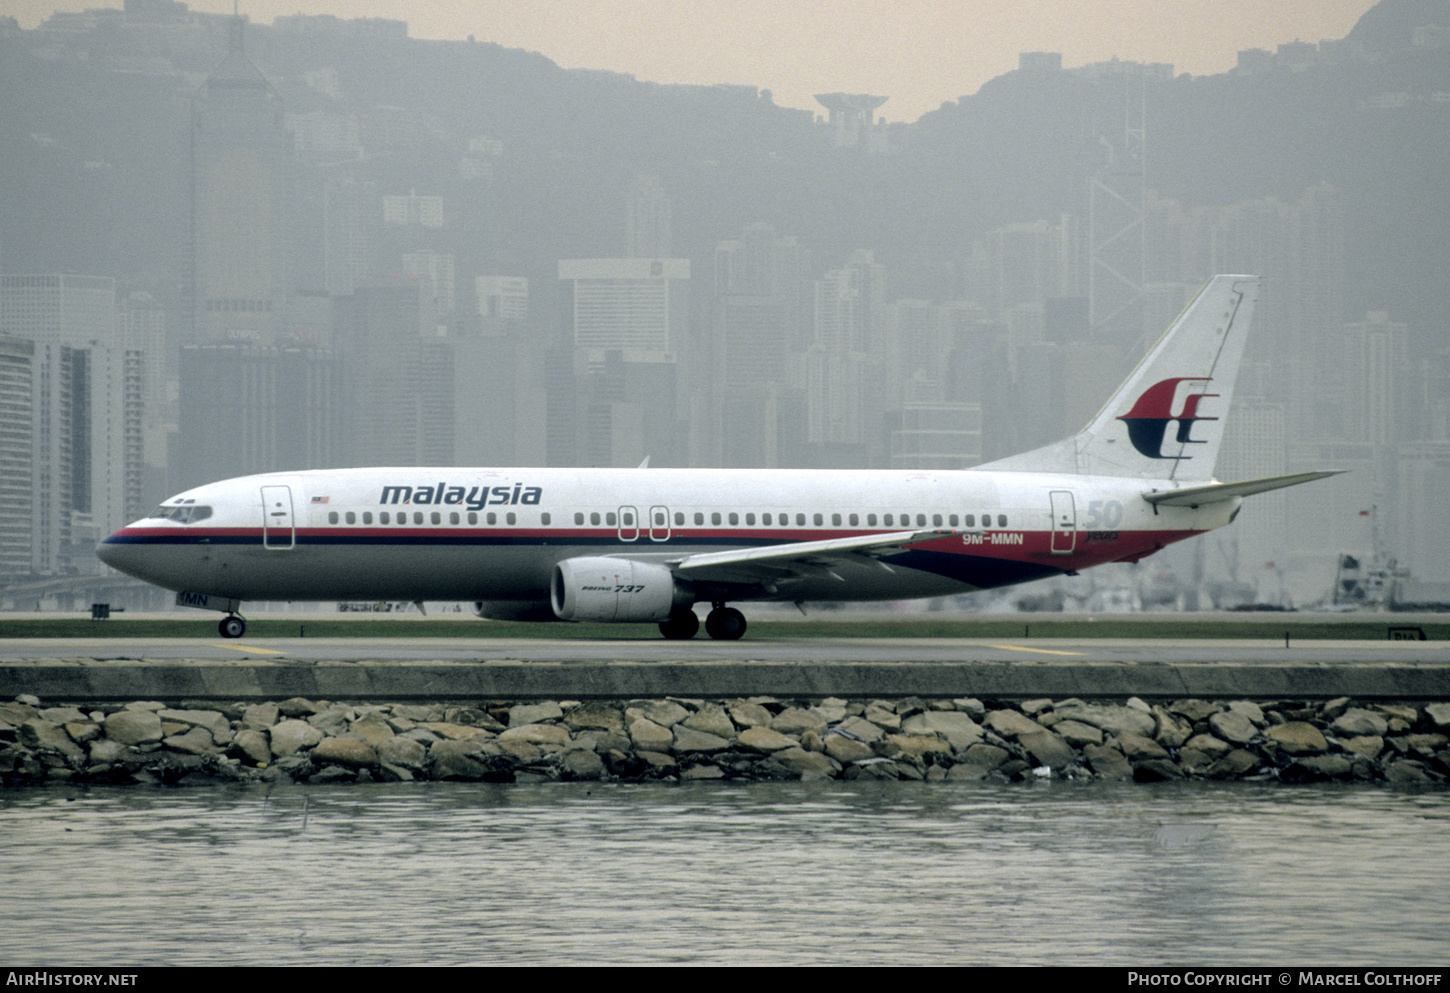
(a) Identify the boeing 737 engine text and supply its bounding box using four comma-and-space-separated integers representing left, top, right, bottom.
98, 275, 1339, 640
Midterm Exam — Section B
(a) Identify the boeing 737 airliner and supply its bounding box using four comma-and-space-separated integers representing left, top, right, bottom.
98, 275, 1338, 640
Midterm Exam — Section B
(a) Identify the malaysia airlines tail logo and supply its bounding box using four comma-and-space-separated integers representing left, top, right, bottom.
1117, 377, 1218, 460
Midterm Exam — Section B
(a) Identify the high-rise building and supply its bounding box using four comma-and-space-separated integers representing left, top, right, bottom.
0, 336, 34, 578
0, 274, 146, 577
558, 259, 690, 466
559, 258, 690, 355
189, 16, 291, 344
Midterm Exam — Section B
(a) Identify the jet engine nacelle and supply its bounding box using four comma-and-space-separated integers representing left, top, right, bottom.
550, 557, 689, 622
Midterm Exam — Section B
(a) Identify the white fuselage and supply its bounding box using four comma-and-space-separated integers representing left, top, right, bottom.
97, 465, 1232, 606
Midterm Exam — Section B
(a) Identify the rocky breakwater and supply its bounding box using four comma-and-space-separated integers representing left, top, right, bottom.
2, 693, 1449, 786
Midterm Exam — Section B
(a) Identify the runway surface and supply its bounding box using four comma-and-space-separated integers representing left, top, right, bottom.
1, 634, 1447, 664
3, 635, 1448, 702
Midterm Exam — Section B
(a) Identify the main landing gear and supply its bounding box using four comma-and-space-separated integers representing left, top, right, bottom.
657, 604, 747, 641
218, 614, 246, 639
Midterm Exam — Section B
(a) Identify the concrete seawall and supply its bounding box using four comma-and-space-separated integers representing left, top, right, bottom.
5, 657, 1450, 703
1, 657, 1448, 787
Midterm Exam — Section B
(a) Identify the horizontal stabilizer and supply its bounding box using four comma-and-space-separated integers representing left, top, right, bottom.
1142, 470, 1344, 507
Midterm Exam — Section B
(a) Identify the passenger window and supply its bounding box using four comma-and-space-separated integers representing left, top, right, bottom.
965, 514, 975, 528
884, 514, 893, 527
762, 513, 771, 526
380, 512, 390, 525
487, 512, 497, 525
450, 512, 459, 525
606, 512, 617, 526
848, 513, 858, 526
813, 513, 823, 526
795, 513, 805, 526
412, 512, 422, 525
431, 512, 441, 525
345, 511, 356, 525
622, 511, 634, 526
541, 513, 551, 525
674, 512, 684, 526
998, 514, 1007, 528
949, 514, 958, 527
591, 512, 601, 526
694, 512, 704, 525
328, 511, 339, 525
728, 512, 739, 525
506, 512, 516, 525
468, 512, 477, 525
575, 512, 585, 525
745, 513, 755, 525
712, 512, 722, 525
916, 514, 926, 527
654, 511, 665, 526
867, 514, 877, 526
933, 514, 943, 527
981, 512, 990, 527
363, 512, 373, 524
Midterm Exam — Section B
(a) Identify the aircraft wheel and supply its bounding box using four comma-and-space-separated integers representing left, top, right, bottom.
659, 609, 700, 640
704, 606, 746, 641
218, 615, 246, 639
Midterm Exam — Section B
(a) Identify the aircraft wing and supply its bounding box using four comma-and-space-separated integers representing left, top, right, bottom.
668, 529, 958, 586
1141, 470, 1344, 507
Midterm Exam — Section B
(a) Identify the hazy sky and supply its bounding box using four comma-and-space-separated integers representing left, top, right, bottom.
6, 0, 1379, 121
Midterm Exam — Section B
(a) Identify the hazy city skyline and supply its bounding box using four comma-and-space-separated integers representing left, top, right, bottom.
3, 0, 1379, 121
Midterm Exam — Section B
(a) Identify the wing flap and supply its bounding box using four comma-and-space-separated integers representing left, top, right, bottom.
671, 529, 955, 585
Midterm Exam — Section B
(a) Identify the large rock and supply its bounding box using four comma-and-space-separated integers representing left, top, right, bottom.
1331, 709, 1388, 738
770, 707, 828, 736
1052, 702, 1156, 739
229, 729, 271, 766
1208, 710, 1258, 745
982, 709, 1047, 739
20, 720, 85, 762
429, 738, 506, 780
1051, 719, 1104, 748
269, 719, 325, 756
672, 726, 730, 753
629, 718, 674, 753
1018, 730, 1074, 770
901, 711, 984, 749
103, 709, 162, 746
772, 746, 839, 779
509, 702, 563, 726
682, 703, 736, 740
738, 726, 797, 753
727, 701, 773, 728
377, 736, 426, 773
312, 737, 377, 768
242, 703, 279, 730
823, 734, 875, 764
626, 700, 689, 728
1083, 744, 1132, 780
163, 726, 219, 756
564, 702, 624, 732
1265, 722, 1328, 755
499, 723, 570, 746
559, 747, 605, 780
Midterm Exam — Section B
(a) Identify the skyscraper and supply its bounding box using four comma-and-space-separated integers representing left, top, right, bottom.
189, 16, 291, 344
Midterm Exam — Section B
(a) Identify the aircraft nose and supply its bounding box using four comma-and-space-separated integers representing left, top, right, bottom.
96, 532, 142, 576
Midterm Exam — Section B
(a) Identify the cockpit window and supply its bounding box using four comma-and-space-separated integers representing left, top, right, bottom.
153, 504, 212, 524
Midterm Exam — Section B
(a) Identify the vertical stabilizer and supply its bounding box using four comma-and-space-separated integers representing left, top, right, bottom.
977, 274, 1258, 481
